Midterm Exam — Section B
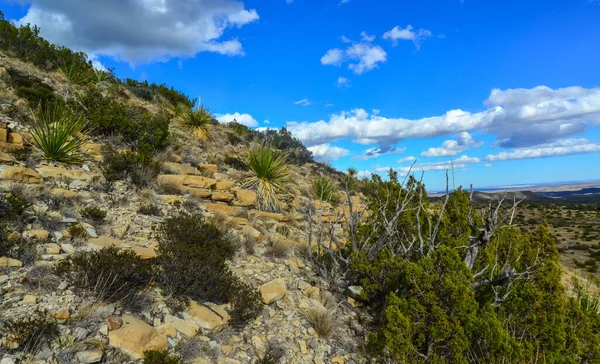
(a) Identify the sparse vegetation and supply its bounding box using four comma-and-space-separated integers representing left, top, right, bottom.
30, 103, 88, 164
143, 350, 183, 364
311, 175, 338, 202
138, 203, 161, 216
101, 148, 161, 188
182, 105, 213, 140
267, 235, 294, 258
0, 314, 59, 354
243, 146, 290, 212
303, 295, 337, 338
81, 206, 107, 223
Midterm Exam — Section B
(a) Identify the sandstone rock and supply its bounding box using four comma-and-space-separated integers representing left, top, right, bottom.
0, 257, 22, 267
6, 232, 20, 242
50, 188, 78, 199
129, 244, 158, 260
45, 243, 61, 254
163, 162, 198, 175
200, 164, 218, 173
54, 309, 71, 320
23, 230, 49, 240
184, 301, 230, 330
0, 166, 42, 183
186, 187, 212, 198
157, 174, 217, 189
75, 350, 103, 363
7, 133, 22, 145
21, 294, 37, 304
89, 236, 123, 250
161, 314, 200, 337
212, 191, 234, 202
249, 210, 289, 222
158, 195, 183, 204
215, 180, 235, 191
108, 315, 168, 360
36, 166, 92, 181
207, 203, 239, 216
242, 226, 262, 240
259, 278, 286, 304
234, 190, 257, 207
0, 152, 14, 163
81, 143, 103, 156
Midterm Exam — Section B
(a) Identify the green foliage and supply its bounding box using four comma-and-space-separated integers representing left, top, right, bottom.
0, 187, 32, 219
56, 247, 153, 307
576, 284, 600, 314
224, 155, 249, 171
81, 206, 107, 222
101, 148, 161, 188
156, 212, 261, 325
0, 314, 59, 354
243, 146, 290, 212
67, 224, 89, 241
311, 175, 338, 202
256, 343, 285, 364
143, 350, 183, 364
182, 105, 213, 140
30, 103, 88, 164
6, 68, 56, 107
138, 203, 162, 216
124, 79, 193, 108
261, 127, 312, 165
58, 59, 91, 85
0, 220, 14, 257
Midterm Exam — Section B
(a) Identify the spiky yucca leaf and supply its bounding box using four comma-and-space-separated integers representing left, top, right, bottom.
90, 68, 110, 84
243, 146, 290, 212
311, 175, 338, 202
31, 105, 88, 164
577, 284, 600, 313
183, 105, 213, 139
58, 61, 90, 85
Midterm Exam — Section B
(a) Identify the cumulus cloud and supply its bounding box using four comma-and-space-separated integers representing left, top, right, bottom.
383, 25, 432, 49
286, 86, 600, 154
336, 77, 350, 87
485, 163, 493, 168
421, 132, 483, 157
15, 0, 259, 63
294, 99, 311, 106
398, 156, 417, 163
307, 143, 350, 162
397, 155, 480, 176
353, 146, 406, 160
321, 34, 387, 74
215, 112, 257, 127
485, 139, 600, 161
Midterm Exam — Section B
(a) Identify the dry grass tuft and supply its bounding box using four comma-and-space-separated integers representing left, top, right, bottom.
303, 295, 338, 338
267, 234, 294, 258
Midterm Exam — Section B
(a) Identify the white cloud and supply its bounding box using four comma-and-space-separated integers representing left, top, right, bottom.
263, 119, 270, 125
16, 0, 259, 63
321, 34, 387, 74
215, 112, 258, 127
353, 146, 406, 160
383, 25, 432, 49
307, 143, 350, 162
355, 170, 371, 178
286, 86, 600, 154
339, 0, 350, 5
337, 77, 350, 87
321, 48, 344, 66
421, 132, 483, 157
485, 139, 600, 161
485, 163, 492, 167
340, 35, 352, 43
325, 103, 335, 107
294, 99, 311, 106
398, 156, 417, 163
397, 155, 480, 176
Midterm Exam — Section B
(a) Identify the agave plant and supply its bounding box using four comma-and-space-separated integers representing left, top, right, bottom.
90, 67, 110, 84
243, 146, 290, 212
58, 61, 90, 85
183, 105, 213, 139
311, 175, 338, 202
577, 284, 600, 313
30, 104, 88, 164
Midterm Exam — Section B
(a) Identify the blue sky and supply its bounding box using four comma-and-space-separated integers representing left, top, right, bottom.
2, 0, 600, 190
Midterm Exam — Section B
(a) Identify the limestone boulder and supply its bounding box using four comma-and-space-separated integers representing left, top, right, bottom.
0, 257, 22, 267
36, 166, 92, 181
206, 203, 239, 216
234, 190, 257, 207
259, 278, 287, 304
212, 191, 234, 202
200, 164, 218, 173
215, 180, 235, 191
0, 166, 42, 183
249, 210, 289, 222
23, 230, 49, 240
184, 301, 230, 331
108, 315, 168, 360
163, 162, 198, 175
50, 188, 78, 199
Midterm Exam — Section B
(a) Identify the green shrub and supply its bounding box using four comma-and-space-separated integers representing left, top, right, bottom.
6, 68, 56, 107
58, 59, 91, 85
229, 279, 263, 327
0, 314, 59, 354
256, 342, 285, 364
143, 350, 183, 364
123, 79, 193, 108
30, 103, 88, 164
67, 224, 89, 241
224, 155, 249, 171
81, 206, 107, 222
0, 220, 14, 257
101, 148, 161, 188
311, 175, 338, 202
182, 105, 213, 140
138, 203, 161, 216
243, 146, 290, 212
56, 247, 153, 307
0, 187, 32, 219
261, 127, 312, 165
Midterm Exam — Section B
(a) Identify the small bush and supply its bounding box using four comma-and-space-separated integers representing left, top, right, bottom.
6, 68, 56, 107
256, 342, 285, 364
56, 247, 153, 308
261, 127, 312, 165
0, 187, 32, 219
101, 148, 161, 188
143, 350, 183, 364
81, 206, 107, 222
30, 103, 88, 164
138, 203, 161, 216
267, 235, 294, 258
303, 294, 337, 338
275, 225, 290, 237
58, 60, 91, 85
123, 79, 193, 108
68, 224, 89, 241
0, 221, 15, 257
229, 280, 263, 327
311, 175, 338, 202
0, 314, 59, 354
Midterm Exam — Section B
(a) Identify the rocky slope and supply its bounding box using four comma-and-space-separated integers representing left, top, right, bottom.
0, 53, 367, 363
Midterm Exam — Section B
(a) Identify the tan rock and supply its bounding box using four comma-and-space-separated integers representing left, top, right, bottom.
0, 256, 22, 267
36, 166, 92, 181
8, 133, 22, 145
54, 309, 71, 320
234, 190, 257, 207
184, 301, 230, 330
163, 162, 197, 175
331, 357, 345, 364
0, 166, 42, 183
215, 180, 235, 191
207, 203, 239, 216
108, 315, 168, 360
89, 236, 123, 250
186, 187, 212, 198
0, 152, 14, 163
75, 350, 103, 363
45, 243, 61, 254
22, 294, 37, 304
81, 143, 103, 155
50, 188, 78, 199
200, 164, 218, 173
161, 314, 200, 337
158, 195, 183, 204
0, 127, 6, 142
129, 244, 157, 260
249, 210, 289, 222
23, 229, 49, 240
7, 231, 20, 242
259, 278, 286, 304
212, 191, 234, 202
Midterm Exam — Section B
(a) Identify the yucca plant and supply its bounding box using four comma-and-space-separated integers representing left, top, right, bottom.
90, 67, 110, 84
183, 105, 213, 139
576, 284, 600, 313
31, 104, 88, 164
243, 146, 290, 212
58, 61, 90, 85
311, 175, 338, 202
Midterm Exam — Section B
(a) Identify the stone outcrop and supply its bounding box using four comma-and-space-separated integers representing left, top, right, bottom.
108, 315, 169, 360
36, 166, 92, 181
163, 162, 198, 175
0, 166, 42, 183
234, 189, 257, 207
259, 278, 287, 304
184, 301, 230, 331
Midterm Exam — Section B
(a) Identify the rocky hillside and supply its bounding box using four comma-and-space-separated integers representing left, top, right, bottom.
0, 51, 368, 364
